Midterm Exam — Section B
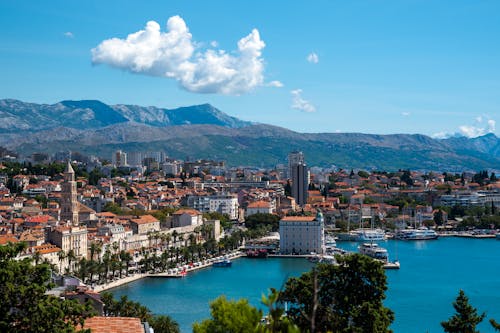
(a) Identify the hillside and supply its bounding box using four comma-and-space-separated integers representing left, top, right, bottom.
0, 99, 499, 171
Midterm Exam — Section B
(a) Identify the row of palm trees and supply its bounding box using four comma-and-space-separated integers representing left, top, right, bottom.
62, 227, 249, 285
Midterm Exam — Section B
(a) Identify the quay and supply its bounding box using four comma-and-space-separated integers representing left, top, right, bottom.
92, 251, 244, 291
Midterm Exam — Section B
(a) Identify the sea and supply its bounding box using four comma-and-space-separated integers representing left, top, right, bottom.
110, 237, 500, 332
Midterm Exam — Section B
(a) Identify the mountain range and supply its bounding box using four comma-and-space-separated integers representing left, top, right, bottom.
0, 99, 499, 171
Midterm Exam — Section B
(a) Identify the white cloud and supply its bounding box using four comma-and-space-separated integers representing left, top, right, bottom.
401, 112, 411, 116
432, 116, 496, 139
459, 118, 496, 138
291, 89, 316, 113
64, 32, 74, 38
307, 52, 319, 64
210, 40, 218, 48
267, 80, 284, 88
91, 15, 267, 95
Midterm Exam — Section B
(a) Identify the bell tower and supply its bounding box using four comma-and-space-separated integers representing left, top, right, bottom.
60, 160, 79, 226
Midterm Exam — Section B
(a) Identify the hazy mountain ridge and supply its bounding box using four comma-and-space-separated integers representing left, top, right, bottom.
0, 99, 250, 132
0, 99, 499, 170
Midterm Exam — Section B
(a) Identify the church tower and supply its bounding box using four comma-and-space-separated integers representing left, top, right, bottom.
60, 160, 79, 226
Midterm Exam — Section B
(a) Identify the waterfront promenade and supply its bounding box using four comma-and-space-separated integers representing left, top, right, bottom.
93, 251, 244, 292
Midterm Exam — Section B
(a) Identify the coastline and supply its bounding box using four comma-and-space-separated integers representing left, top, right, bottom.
93, 251, 244, 293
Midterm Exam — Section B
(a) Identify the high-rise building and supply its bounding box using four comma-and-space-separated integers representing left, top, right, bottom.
288, 151, 304, 179
291, 162, 309, 206
112, 150, 127, 167
127, 151, 143, 167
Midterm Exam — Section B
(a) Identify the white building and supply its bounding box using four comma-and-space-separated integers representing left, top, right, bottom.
209, 195, 239, 220
185, 194, 239, 220
112, 150, 128, 167
245, 200, 273, 217
279, 211, 324, 255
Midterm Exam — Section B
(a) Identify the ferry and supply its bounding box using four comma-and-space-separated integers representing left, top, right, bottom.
395, 227, 438, 240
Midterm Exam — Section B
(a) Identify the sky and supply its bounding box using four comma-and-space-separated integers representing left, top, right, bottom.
1, 0, 499, 137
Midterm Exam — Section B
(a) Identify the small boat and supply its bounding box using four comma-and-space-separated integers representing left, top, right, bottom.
212, 259, 232, 267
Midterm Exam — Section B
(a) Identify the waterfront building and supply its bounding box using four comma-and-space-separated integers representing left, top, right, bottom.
279, 210, 325, 255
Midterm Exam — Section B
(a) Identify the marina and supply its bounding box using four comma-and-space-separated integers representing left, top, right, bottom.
110, 237, 500, 333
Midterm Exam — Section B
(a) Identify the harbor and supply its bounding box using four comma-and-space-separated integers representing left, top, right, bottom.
109, 237, 500, 333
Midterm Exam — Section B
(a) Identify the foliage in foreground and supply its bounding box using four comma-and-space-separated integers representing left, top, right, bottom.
0, 242, 94, 333
441, 289, 486, 333
280, 253, 394, 333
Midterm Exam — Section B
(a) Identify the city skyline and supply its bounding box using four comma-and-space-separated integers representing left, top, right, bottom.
1, 1, 499, 138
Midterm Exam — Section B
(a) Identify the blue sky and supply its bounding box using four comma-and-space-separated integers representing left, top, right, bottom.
1, 0, 499, 137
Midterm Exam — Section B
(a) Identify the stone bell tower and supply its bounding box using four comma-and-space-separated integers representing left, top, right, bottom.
60, 160, 79, 226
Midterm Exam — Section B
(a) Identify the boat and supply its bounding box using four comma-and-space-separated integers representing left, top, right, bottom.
212, 259, 232, 267
395, 227, 438, 240
358, 243, 389, 262
324, 234, 337, 252
246, 249, 268, 258
358, 242, 400, 269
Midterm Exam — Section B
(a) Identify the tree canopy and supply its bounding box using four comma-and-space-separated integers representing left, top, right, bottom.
0, 242, 94, 333
441, 290, 485, 333
193, 296, 262, 333
280, 253, 394, 332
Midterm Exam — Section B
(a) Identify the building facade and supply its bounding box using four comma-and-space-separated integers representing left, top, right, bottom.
279, 211, 324, 255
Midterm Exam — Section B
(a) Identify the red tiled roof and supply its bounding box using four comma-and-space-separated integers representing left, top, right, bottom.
281, 216, 316, 222
81, 317, 144, 333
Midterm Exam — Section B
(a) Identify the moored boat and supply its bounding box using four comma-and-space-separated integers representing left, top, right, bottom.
358, 242, 389, 262
396, 227, 438, 240
212, 259, 232, 267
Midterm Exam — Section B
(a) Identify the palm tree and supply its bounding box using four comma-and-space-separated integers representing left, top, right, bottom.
67, 249, 77, 273
172, 230, 179, 248
188, 233, 197, 247
57, 250, 66, 274
33, 250, 42, 265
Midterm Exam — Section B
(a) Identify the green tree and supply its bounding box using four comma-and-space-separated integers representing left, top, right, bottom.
245, 213, 280, 232
280, 253, 394, 332
441, 290, 485, 333
0, 242, 94, 333
149, 315, 180, 333
193, 296, 262, 333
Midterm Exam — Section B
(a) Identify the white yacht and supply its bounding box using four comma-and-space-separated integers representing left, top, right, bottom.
395, 227, 438, 240
352, 228, 386, 241
324, 234, 337, 252
358, 243, 389, 262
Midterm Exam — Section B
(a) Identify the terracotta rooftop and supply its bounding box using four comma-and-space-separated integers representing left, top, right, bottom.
81, 316, 144, 333
280, 216, 316, 222
130, 214, 159, 224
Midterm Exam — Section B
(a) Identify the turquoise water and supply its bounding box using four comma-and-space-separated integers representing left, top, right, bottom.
110, 238, 500, 332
